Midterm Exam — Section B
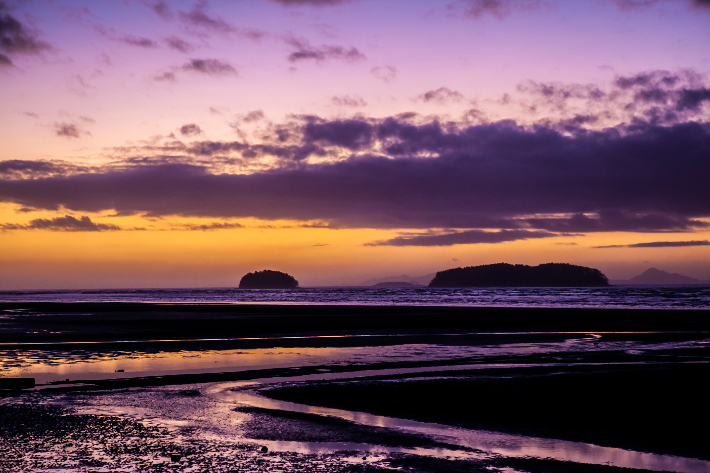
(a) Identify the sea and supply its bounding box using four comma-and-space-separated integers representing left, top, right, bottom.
0, 285, 709, 308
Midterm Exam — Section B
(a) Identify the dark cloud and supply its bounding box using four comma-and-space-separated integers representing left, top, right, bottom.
613, 71, 710, 114
180, 124, 203, 137
520, 211, 708, 233
268, 0, 355, 4
0, 160, 71, 179
517, 71, 710, 128
457, 0, 542, 19
595, 240, 710, 248
120, 35, 157, 48
0, 52, 10, 66
54, 122, 84, 139
676, 88, 710, 111
420, 87, 466, 105
517, 81, 605, 102
2, 118, 709, 233
611, 0, 710, 10
629, 240, 710, 247
286, 37, 365, 63
173, 222, 244, 231
332, 95, 367, 107
243, 110, 265, 123
0, 6, 51, 58
1, 215, 120, 232
165, 36, 193, 52
177, 4, 266, 39
178, 4, 234, 33
150, 1, 172, 19
367, 229, 560, 247
303, 119, 373, 149
182, 59, 237, 75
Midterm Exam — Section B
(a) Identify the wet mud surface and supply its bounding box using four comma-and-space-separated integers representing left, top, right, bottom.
1, 303, 709, 472
237, 406, 460, 449
264, 363, 710, 461
0, 396, 639, 473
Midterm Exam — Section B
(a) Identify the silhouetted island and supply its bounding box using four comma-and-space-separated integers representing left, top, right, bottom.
372, 281, 418, 288
239, 270, 299, 289
429, 263, 609, 287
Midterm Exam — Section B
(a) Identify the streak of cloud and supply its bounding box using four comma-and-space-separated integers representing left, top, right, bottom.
182, 58, 237, 75
595, 240, 710, 248
1, 215, 120, 232
286, 37, 365, 63
366, 229, 560, 246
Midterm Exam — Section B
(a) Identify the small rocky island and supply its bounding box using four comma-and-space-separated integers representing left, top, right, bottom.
429, 263, 609, 287
238, 270, 299, 289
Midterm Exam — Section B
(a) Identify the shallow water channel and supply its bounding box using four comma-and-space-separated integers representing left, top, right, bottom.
5, 332, 710, 472
206, 371, 710, 473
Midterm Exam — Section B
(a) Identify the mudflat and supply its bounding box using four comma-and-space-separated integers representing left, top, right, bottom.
1, 302, 709, 472
1, 302, 709, 345
263, 363, 710, 461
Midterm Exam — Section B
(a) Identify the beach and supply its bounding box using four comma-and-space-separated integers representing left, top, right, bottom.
1, 302, 709, 472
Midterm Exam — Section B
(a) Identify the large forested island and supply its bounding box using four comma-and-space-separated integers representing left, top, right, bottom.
238, 270, 299, 289
429, 263, 609, 287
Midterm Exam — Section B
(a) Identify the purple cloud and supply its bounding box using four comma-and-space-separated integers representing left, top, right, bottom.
120, 35, 157, 48
180, 124, 202, 136
458, 0, 542, 19
165, 36, 193, 52
595, 240, 710, 248
178, 5, 234, 33
332, 95, 367, 107
286, 37, 365, 63
1, 118, 709, 234
0, 4, 51, 66
54, 122, 85, 139
420, 87, 466, 104
269, 0, 355, 4
182, 59, 237, 75
366, 229, 560, 247
1, 215, 120, 232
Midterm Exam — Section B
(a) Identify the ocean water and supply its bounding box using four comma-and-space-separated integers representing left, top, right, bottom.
0, 286, 709, 308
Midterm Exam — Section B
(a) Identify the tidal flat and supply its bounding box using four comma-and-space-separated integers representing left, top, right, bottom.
1, 303, 709, 472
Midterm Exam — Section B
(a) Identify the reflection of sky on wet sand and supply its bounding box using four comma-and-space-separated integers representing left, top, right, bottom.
55, 374, 710, 473
2, 334, 709, 384
213, 384, 710, 473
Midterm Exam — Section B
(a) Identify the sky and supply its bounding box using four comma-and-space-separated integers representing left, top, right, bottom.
1, 0, 710, 289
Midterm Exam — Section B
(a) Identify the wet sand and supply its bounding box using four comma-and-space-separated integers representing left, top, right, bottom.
2, 302, 710, 345
1, 302, 709, 472
263, 363, 710, 461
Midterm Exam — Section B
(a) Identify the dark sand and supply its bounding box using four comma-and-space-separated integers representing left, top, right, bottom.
263, 363, 710, 461
1, 303, 709, 472
2, 302, 709, 345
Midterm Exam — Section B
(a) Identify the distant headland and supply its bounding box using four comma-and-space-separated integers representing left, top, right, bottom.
429, 263, 609, 287
239, 270, 299, 289
372, 281, 420, 288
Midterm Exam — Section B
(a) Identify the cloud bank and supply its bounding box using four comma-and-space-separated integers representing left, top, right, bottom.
1, 118, 709, 234
1, 215, 120, 232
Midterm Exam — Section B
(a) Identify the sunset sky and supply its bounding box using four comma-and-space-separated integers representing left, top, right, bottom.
1, 0, 709, 289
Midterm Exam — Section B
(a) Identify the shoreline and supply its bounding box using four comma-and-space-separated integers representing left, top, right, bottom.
1, 303, 709, 346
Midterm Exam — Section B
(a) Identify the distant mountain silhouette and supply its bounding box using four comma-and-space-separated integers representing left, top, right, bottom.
429, 263, 609, 287
611, 268, 707, 285
372, 281, 419, 288
239, 270, 299, 289
357, 273, 436, 287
